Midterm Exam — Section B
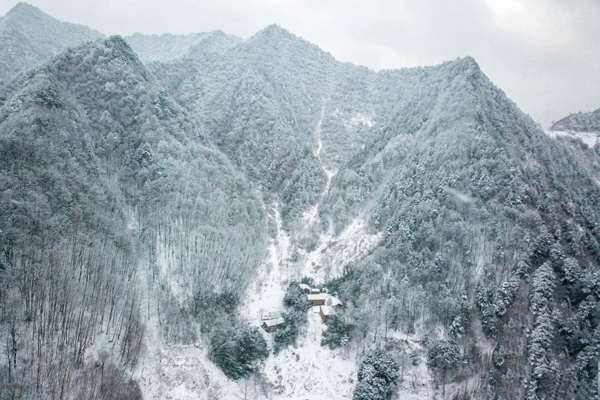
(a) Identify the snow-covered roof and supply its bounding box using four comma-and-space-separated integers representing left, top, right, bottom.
326, 296, 343, 307
299, 283, 310, 290
320, 306, 333, 316
307, 293, 328, 301
262, 317, 285, 327
310, 288, 321, 294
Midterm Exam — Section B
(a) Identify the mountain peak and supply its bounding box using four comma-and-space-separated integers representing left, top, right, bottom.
98, 35, 147, 75
2, 2, 102, 37
248, 23, 302, 44
243, 23, 334, 65
186, 30, 242, 57
125, 30, 241, 62
105, 35, 132, 51
3, 2, 48, 24
0, 2, 103, 84
457, 55, 479, 68
446, 55, 487, 85
6, 2, 40, 15
262, 23, 288, 34
444, 55, 482, 77
41, 35, 149, 85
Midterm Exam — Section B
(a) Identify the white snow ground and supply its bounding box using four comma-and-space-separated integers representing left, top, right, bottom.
301, 218, 383, 283
261, 308, 357, 400
243, 201, 290, 324
133, 260, 239, 399
128, 105, 413, 399
241, 201, 362, 399
546, 129, 600, 147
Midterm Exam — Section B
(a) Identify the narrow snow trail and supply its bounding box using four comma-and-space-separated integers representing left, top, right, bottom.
305, 103, 337, 223
239, 197, 360, 399
315, 107, 336, 195
242, 201, 290, 324
132, 103, 381, 399
300, 103, 383, 281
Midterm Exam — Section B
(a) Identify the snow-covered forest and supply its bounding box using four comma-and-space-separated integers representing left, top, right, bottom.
0, 3, 599, 400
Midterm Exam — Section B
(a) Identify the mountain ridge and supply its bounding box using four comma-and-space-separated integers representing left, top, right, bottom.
551, 107, 600, 132
0, 4, 598, 400
0, 2, 103, 85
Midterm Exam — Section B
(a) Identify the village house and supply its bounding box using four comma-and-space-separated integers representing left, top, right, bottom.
307, 293, 328, 306
299, 283, 311, 294
326, 295, 343, 310
261, 316, 285, 333
319, 305, 333, 321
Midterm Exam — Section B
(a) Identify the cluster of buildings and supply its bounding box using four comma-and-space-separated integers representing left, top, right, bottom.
261, 283, 344, 332
298, 283, 343, 322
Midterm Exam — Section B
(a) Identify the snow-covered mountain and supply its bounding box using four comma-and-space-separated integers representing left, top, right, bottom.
552, 107, 600, 133
0, 4, 599, 400
125, 30, 242, 63
0, 2, 103, 86
548, 107, 600, 148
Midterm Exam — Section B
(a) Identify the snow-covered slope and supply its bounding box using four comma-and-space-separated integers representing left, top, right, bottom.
546, 129, 600, 147
2, 4, 600, 400
126, 30, 242, 63
0, 2, 102, 85
243, 202, 291, 324
548, 107, 600, 148
262, 309, 357, 400
551, 107, 600, 133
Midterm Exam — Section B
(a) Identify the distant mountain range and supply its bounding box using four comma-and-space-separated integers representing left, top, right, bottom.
0, 2, 102, 85
552, 107, 600, 133
548, 107, 600, 149
0, 3, 598, 400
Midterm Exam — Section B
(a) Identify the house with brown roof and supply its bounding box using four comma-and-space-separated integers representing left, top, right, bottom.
307, 293, 328, 306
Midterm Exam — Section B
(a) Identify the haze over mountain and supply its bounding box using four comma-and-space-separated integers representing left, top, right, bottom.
125, 31, 242, 63
0, 2, 102, 85
0, 3, 598, 400
548, 107, 600, 150
552, 107, 600, 134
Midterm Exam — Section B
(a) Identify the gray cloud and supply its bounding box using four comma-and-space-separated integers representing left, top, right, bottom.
1, 0, 598, 127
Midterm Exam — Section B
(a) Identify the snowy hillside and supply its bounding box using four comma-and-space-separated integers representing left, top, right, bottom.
546, 129, 600, 148
0, 3, 599, 400
548, 107, 600, 148
551, 107, 600, 133
126, 31, 242, 63
0, 2, 102, 85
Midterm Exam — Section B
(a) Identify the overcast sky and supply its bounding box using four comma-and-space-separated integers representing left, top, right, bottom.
1, 0, 599, 127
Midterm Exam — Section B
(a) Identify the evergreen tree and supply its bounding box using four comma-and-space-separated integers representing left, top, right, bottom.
427, 340, 461, 397
353, 350, 399, 400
